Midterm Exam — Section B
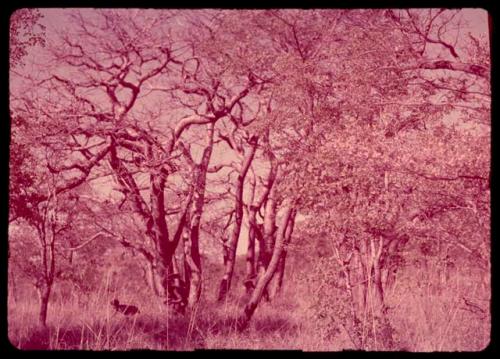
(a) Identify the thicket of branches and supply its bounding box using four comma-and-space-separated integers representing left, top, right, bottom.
9, 9, 490, 350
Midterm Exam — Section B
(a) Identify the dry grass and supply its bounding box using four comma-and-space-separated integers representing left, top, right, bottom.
8, 256, 490, 351
385, 259, 490, 352
8, 278, 306, 350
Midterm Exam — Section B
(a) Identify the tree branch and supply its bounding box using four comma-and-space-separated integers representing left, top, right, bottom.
419, 60, 489, 79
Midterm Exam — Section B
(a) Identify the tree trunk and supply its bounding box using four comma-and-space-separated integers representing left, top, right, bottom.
256, 176, 278, 301
167, 256, 187, 313
244, 207, 258, 294
351, 248, 367, 316
381, 234, 408, 293
38, 284, 52, 327
182, 190, 201, 307
367, 236, 397, 349
371, 255, 385, 314
269, 210, 296, 298
185, 230, 202, 307
183, 218, 201, 308
269, 256, 285, 298
218, 136, 258, 301
143, 260, 163, 297
260, 182, 277, 271
244, 137, 277, 300
36, 195, 57, 328
356, 237, 385, 318
109, 141, 179, 305
237, 202, 294, 331
109, 139, 201, 313
183, 124, 215, 307
150, 167, 175, 300
334, 249, 361, 349
351, 232, 408, 349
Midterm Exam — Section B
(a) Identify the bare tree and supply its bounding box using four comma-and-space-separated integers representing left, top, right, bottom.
30, 181, 76, 326
21, 10, 263, 310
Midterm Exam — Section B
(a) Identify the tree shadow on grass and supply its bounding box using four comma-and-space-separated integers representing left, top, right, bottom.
150, 316, 206, 350
252, 316, 300, 335
14, 326, 50, 350
12, 311, 298, 350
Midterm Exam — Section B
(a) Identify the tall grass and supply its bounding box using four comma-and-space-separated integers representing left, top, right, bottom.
8, 255, 490, 351
385, 257, 490, 351
8, 276, 305, 350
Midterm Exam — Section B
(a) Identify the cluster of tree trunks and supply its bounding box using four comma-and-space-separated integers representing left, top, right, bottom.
238, 203, 296, 330
333, 231, 409, 348
213, 126, 299, 327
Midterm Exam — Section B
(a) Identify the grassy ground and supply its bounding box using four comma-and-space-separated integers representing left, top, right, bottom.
385, 258, 490, 351
8, 255, 490, 351
8, 285, 310, 350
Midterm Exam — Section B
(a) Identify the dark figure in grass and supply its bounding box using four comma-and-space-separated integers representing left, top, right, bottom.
111, 299, 140, 315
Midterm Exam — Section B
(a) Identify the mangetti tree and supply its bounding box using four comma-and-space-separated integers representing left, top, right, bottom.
13, 9, 265, 312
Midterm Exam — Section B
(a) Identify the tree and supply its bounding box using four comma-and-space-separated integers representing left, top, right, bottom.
13, 9, 265, 312
216, 9, 489, 340
11, 180, 78, 327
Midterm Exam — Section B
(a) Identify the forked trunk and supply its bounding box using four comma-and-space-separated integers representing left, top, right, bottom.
109, 141, 182, 308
